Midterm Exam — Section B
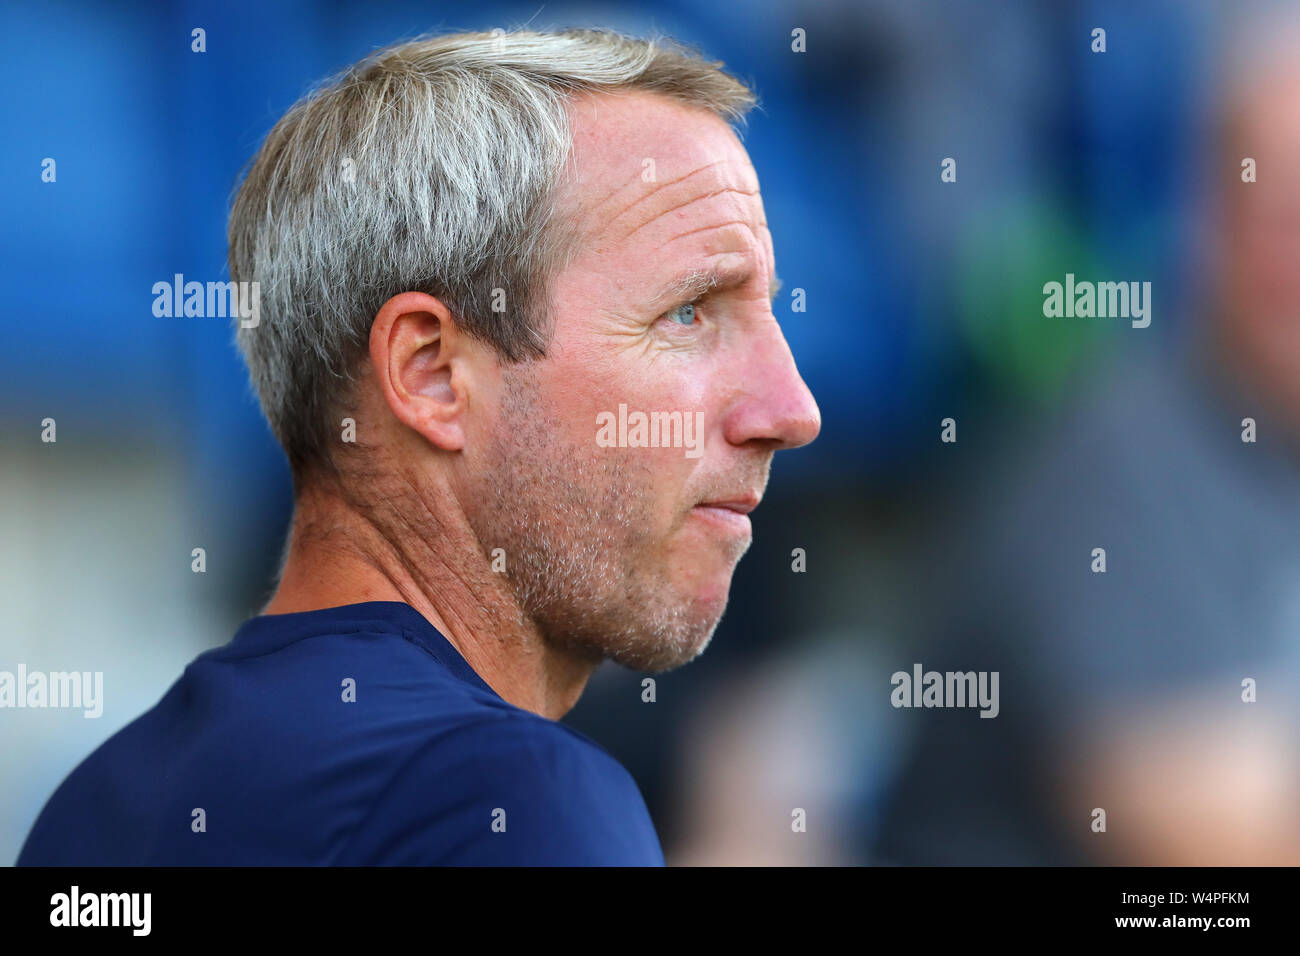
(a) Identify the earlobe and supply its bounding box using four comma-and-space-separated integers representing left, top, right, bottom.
369, 292, 468, 452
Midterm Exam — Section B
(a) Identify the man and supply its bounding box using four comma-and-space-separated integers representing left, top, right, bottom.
17, 28, 819, 866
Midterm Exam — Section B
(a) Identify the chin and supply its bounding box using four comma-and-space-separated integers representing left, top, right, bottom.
609, 582, 732, 672
682, 557, 741, 613
610, 615, 722, 673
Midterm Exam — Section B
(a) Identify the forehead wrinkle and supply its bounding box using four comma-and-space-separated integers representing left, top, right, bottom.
619, 186, 760, 242
578, 173, 649, 225
659, 217, 768, 250
604, 158, 735, 229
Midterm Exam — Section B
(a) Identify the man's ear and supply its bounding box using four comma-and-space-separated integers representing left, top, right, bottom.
369, 291, 471, 452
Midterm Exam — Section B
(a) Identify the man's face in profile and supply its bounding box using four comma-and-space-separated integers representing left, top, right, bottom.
463, 91, 820, 673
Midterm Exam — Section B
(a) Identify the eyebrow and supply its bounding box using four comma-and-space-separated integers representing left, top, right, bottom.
653, 268, 783, 308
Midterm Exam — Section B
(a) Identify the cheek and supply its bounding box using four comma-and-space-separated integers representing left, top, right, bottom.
611, 363, 711, 484
542, 325, 724, 523
563, 338, 712, 437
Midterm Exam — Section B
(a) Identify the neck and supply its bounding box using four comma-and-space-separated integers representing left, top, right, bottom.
262, 477, 598, 720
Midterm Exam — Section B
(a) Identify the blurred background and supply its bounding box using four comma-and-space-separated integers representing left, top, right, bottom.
3, 0, 1299, 866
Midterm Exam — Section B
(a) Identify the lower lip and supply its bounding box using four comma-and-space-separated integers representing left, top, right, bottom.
691, 505, 752, 535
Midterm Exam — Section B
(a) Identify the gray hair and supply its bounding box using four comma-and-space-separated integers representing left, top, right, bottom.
228, 28, 757, 476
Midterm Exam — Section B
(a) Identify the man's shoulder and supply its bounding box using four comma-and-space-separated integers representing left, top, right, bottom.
177, 606, 513, 732
338, 711, 665, 865
17, 606, 664, 866
413, 708, 636, 789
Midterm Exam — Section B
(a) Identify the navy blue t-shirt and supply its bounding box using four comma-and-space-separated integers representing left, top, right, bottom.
17, 602, 664, 866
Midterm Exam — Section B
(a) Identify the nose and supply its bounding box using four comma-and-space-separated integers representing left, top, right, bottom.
721, 321, 821, 451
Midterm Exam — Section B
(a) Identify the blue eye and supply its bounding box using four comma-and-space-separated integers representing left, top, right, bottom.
665, 302, 698, 326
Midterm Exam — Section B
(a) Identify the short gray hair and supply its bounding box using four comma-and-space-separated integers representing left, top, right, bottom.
228, 28, 757, 476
